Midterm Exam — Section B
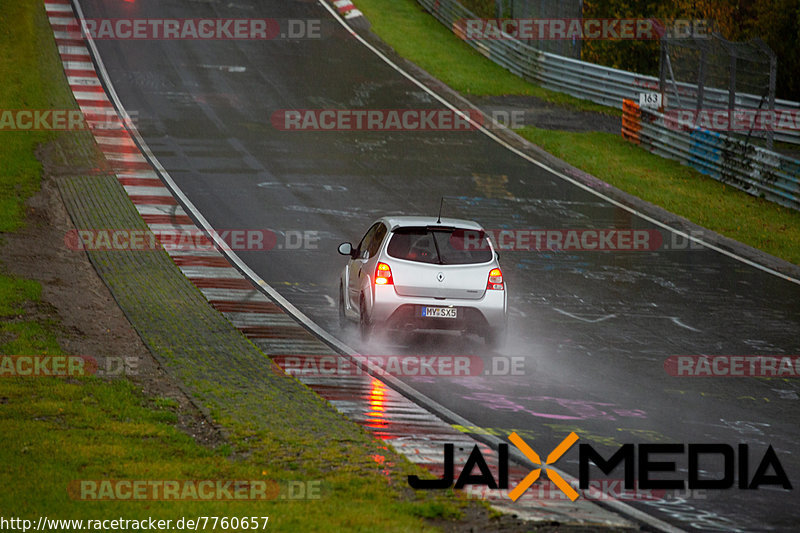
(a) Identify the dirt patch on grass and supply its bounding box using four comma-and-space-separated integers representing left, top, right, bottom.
0, 137, 225, 449
472, 94, 621, 134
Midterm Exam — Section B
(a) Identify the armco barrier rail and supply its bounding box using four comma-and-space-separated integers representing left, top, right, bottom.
622, 99, 800, 210
418, 0, 800, 145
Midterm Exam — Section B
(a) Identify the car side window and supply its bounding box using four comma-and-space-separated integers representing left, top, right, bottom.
367, 223, 388, 258
356, 223, 380, 259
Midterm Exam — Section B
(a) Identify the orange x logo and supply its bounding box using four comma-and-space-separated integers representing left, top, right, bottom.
508, 432, 579, 501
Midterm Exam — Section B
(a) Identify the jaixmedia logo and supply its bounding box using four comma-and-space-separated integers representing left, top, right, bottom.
408, 432, 792, 501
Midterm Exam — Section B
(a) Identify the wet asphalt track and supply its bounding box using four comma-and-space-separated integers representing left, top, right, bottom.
76, 0, 800, 530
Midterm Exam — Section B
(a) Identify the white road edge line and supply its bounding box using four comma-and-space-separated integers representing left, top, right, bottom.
68, 0, 690, 530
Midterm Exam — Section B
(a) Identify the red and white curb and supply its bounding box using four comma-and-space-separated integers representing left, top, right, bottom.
44, 0, 635, 527
329, 0, 363, 20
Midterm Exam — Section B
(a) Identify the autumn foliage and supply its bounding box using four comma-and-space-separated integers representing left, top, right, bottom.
582, 0, 800, 100
458, 0, 800, 100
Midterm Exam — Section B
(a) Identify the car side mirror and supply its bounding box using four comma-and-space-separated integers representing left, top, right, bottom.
338, 242, 353, 257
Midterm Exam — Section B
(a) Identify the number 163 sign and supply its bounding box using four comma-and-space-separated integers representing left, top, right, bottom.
639, 92, 663, 108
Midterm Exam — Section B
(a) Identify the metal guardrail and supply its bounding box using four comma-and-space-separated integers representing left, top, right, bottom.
418, 0, 800, 145
623, 100, 800, 210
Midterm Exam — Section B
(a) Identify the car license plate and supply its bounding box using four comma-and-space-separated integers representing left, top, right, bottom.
422, 306, 457, 318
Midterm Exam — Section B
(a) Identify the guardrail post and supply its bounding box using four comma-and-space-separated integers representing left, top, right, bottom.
659, 42, 667, 96
728, 53, 736, 111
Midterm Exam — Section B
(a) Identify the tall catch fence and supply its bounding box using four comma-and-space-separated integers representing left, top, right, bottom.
418, 0, 800, 210
504, 0, 582, 59
660, 34, 777, 148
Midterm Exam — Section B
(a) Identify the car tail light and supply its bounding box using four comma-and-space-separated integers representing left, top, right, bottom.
375, 262, 394, 285
487, 268, 504, 290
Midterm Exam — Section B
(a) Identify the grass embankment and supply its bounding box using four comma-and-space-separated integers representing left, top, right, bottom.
355, 0, 614, 114
0, 0, 72, 350
0, 2, 465, 530
355, 0, 800, 266
519, 128, 800, 265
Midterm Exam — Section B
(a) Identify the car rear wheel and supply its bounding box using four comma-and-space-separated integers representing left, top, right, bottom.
359, 297, 372, 341
338, 283, 347, 329
485, 325, 507, 350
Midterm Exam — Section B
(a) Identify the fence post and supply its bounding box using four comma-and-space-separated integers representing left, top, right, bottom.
768, 54, 777, 150
696, 45, 707, 111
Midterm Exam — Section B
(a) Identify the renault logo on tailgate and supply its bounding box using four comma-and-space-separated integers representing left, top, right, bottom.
436, 272, 445, 282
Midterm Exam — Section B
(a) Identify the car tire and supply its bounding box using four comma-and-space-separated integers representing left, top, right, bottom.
485, 325, 507, 350
338, 283, 347, 329
359, 297, 372, 341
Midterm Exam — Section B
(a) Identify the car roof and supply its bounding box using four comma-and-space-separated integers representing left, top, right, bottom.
378, 215, 485, 231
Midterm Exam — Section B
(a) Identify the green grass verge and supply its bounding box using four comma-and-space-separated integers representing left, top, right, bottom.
0, 2, 469, 530
0, 0, 74, 232
516, 127, 800, 265
0, 0, 73, 367
355, 0, 617, 115
1, 376, 462, 531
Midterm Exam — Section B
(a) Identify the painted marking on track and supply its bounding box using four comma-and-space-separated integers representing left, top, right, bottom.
58, 45, 90, 55
198, 64, 246, 73
669, 317, 701, 332
63, 63, 95, 73
472, 173, 514, 199
67, 76, 101, 86
552, 308, 617, 323
509, 306, 527, 318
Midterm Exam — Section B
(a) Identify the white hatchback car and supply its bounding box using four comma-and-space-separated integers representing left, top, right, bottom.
337, 216, 507, 346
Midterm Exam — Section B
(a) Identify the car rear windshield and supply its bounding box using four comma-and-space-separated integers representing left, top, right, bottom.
386, 227, 493, 265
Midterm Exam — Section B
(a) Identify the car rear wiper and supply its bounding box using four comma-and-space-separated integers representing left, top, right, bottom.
431, 231, 451, 265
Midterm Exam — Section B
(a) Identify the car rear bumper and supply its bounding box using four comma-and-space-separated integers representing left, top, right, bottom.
370, 285, 507, 332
